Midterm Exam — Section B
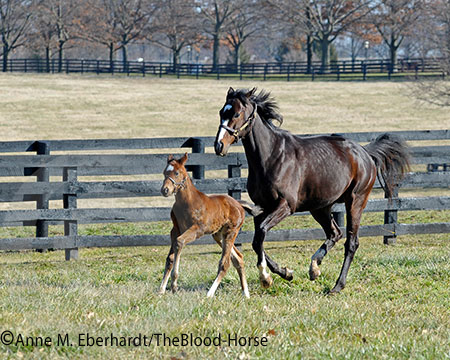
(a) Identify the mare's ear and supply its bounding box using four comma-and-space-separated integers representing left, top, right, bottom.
246, 87, 256, 98
180, 152, 188, 166
167, 154, 174, 162
227, 87, 235, 97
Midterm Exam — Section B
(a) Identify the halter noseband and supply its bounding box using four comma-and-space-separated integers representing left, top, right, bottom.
167, 175, 187, 194
220, 103, 257, 141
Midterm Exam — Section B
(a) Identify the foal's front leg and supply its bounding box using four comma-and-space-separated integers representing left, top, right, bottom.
159, 226, 179, 294
171, 225, 199, 293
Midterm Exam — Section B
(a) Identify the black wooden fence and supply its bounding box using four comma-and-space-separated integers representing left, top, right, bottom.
5, 57, 446, 81
0, 130, 449, 260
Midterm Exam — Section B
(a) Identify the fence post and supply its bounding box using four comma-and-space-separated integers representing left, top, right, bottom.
264, 64, 267, 81
287, 65, 290, 81
363, 63, 367, 81
63, 167, 78, 260
35, 141, 50, 252
142, 61, 146, 77
217, 65, 220, 80
182, 137, 205, 180
159, 63, 162, 78
383, 186, 398, 245
228, 163, 241, 200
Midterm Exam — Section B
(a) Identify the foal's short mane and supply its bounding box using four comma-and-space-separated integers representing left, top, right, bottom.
230, 88, 284, 130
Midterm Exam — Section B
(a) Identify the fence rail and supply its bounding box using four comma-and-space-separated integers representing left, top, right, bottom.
0, 130, 449, 259
5, 57, 446, 81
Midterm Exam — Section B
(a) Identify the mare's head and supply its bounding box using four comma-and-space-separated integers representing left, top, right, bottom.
161, 153, 189, 197
214, 87, 257, 156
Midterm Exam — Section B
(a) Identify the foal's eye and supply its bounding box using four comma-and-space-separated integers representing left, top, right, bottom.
233, 113, 240, 118
175, 171, 179, 176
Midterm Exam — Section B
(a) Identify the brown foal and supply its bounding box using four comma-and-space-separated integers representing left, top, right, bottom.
159, 153, 260, 298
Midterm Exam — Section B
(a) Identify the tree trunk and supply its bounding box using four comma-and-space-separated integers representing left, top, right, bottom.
172, 49, 180, 72
122, 45, 128, 73
234, 43, 241, 71
109, 43, 114, 72
306, 35, 312, 74
58, 41, 64, 73
320, 38, 330, 73
389, 36, 398, 72
45, 46, 51, 73
212, 33, 220, 71
2, 45, 8, 72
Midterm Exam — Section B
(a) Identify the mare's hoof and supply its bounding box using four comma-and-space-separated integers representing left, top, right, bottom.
260, 275, 273, 289
328, 285, 344, 295
171, 286, 178, 294
284, 268, 294, 281
309, 260, 321, 281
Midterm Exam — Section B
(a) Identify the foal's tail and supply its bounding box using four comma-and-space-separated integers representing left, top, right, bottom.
238, 200, 264, 217
364, 133, 411, 198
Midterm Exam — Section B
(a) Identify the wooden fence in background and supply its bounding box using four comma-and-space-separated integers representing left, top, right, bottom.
0, 130, 448, 260
5, 57, 446, 81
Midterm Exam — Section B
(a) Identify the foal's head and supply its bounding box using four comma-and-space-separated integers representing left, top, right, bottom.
214, 87, 257, 156
161, 153, 189, 197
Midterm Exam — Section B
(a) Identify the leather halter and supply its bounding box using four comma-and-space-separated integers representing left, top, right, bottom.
167, 175, 186, 194
220, 103, 257, 141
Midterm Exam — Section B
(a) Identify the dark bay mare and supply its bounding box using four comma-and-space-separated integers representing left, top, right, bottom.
214, 87, 410, 293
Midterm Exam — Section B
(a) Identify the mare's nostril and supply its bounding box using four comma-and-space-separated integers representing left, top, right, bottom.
215, 141, 224, 155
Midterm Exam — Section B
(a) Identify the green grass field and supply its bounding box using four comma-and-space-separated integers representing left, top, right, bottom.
0, 73, 449, 359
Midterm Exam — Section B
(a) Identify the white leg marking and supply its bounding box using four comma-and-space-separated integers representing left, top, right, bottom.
258, 254, 270, 280
207, 278, 221, 298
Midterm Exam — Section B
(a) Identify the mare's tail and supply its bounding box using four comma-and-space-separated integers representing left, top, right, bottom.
364, 133, 411, 198
238, 200, 264, 217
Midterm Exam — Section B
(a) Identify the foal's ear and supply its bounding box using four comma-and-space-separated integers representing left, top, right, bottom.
180, 152, 188, 166
246, 87, 256, 98
167, 154, 174, 162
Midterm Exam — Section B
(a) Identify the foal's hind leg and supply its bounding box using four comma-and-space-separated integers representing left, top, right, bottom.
309, 206, 343, 281
207, 229, 237, 298
230, 245, 250, 298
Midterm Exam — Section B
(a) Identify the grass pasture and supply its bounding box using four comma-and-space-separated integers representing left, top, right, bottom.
0, 73, 449, 359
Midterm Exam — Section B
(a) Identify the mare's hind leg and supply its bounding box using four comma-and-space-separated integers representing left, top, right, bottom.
309, 206, 343, 281
330, 193, 369, 294
207, 228, 237, 297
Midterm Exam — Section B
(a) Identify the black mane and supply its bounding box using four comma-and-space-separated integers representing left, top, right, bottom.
229, 88, 284, 129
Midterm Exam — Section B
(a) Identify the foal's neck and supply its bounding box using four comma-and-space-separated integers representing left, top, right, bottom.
174, 176, 200, 204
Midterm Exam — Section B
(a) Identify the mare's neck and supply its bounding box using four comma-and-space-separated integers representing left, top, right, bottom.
242, 115, 278, 169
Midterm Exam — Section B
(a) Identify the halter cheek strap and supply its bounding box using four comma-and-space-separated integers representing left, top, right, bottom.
167, 176, 187, 194
220, 103, 257, 141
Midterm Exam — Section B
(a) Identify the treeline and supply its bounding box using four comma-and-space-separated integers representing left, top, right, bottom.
1, 0, 449, 74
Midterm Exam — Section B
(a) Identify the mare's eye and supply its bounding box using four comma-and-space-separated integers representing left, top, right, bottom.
175, 171, 179, 176
233, 113, 240, 118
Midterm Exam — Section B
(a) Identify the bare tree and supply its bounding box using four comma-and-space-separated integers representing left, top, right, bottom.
412, 0, 450, 107
76, 0, 153, 70
266, 0, 376, 72
150, 0, 200, 70
225, 0, 264, 68
0, 0, 32, 72
371, 0, 425, 71
199, 0, 237, 70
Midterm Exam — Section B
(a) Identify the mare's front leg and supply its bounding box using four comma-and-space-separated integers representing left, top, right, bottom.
171, 225, 199, 293
253, 198, 293, 288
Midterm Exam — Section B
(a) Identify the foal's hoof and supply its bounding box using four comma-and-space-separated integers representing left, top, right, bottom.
283, 267, 294, 281
309, 260, 321, 281
260, 275, 273, 289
